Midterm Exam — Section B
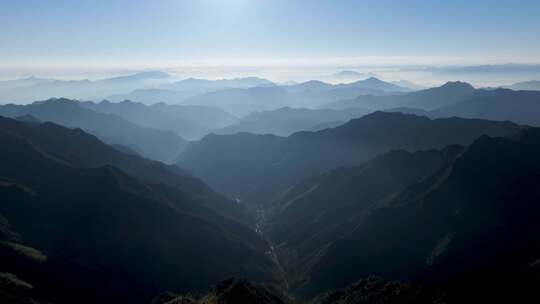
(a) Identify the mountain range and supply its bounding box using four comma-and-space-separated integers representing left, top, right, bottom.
262, 146, 463, 286
4, 74, 540, 303
432, 88, 540, 127
324, 81, 540, 127
0, 73, 281, 105
178, 111, 520, 199
216, 107, 372, 137
181, 77, 408, 116
294, 128, 540, 303
0, 116, 274, 303
80, 100, 237, 140
0, 98, 187, 162
0, 71, 173, 103
323, 81, 477, 111
107, 77, 275, 104
163, 77, 275, 91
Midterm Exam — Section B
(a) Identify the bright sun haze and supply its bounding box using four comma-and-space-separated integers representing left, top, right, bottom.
1, 0, 540, 78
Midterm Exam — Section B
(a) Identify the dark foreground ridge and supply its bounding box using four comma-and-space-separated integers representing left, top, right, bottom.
151, 278, 293, 304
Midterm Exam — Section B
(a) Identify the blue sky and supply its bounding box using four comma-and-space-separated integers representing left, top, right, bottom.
1, 0, 540, 70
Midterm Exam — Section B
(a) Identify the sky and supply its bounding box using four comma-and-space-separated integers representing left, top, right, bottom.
1, 0, 540, 80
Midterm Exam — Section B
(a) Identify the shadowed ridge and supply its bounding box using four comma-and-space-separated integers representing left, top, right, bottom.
0, 99, 187, 163
179, 111, 521, 198
303, 127, 540, 302
0, 115, 252, 223
0, 127, 275, 304
154, 278, 292, 304
310, 276, 442, 304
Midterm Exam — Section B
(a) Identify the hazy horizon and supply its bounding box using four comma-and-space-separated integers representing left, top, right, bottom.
2, 0, 540, 86
3, 63, 540, 88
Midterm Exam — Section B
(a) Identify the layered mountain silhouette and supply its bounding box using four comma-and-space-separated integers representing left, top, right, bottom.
432, 88, 540, 127
107, 88, 199, 105
284, 80, 334, 93
178, 112, 520, 198
0, 98, 186, 162
183, 86, 293, 116
81, 100, 237, 140
335, 77, 409, 93
0, 117, 274, 303
0, 71, 172, 103
163, 77, 275, 91
262, 146, 463, 288
183, 78, 407, 116
296, 128, 540, 302
108, 77, 275, 104
324, 82, 540, 127
0, 115, 253, 223
216, 107, 371, 136
323, 81, 477, 110
4, 71, 540, 304
0, 74, 280, 105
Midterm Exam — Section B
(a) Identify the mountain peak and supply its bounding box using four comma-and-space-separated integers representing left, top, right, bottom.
297, 80, 332, 88
345, 77, 408, 92
349, 77, 385, 86
34, 97, 79, 106
104, 71, 171, 82
207, 278, 290, 304
119, 99, 139, 105
440, 81, 475, 90
361, 110, 425, 121
303, 80, 328, 85
364, 76, 383, 82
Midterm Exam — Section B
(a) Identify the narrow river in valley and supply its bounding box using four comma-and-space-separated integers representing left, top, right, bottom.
254, 205, 290, 291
